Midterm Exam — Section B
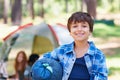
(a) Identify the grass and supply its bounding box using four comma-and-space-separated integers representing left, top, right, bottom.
107, 58, 120, 80
109, 67, 120, 76
105, 47, 120, 80
93, 23, 120, 38
0, 42, 2, 47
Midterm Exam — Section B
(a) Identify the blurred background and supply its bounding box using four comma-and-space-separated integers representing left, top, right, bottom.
0, 0, 120, 80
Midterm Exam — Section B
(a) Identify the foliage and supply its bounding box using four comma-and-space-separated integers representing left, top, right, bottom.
97, 0, 120, 13
106, 51, 120, 59
17, 0, 120, 18
0, 42, 2, 47
106, 52, 120, 76
0, 0, 3, 18
1, 0, 120, 22
108, 67, 120, 76
93, 23, 120, 38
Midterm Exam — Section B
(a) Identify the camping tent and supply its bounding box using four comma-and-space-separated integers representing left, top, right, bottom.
0, 22, 73, 76
0, 22, 73, 61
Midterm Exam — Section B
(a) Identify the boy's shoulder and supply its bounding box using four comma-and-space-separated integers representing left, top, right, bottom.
54, 42, 74, 54
58, 42, 74, 50
88, 41, 104, 55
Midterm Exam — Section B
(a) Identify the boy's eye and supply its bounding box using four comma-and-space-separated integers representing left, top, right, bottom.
82, 25, 89, 28
82, 26, 87, 28
72, 25, 77, 28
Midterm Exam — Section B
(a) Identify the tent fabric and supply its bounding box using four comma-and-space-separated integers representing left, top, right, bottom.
0, 22, 59, 60
52, 24, 74, 45
32, 36, 54, 54
3, 23, 33, 41
0, 22, 73, 61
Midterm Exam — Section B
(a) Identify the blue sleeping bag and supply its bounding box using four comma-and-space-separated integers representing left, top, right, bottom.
31, 58, 63, 80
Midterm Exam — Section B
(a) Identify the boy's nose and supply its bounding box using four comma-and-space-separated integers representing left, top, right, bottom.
78, 26, 82, 30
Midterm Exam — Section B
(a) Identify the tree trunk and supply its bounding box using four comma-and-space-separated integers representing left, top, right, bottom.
3, 0, 9, 24
11, 0, 22, 26
65, 0, 68, 13
39, 0, 44, 18
81, 0, 84, 12
27, 0, 34, 19
84, 0, 97, 19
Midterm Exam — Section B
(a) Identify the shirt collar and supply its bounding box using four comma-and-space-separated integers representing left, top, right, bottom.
64, 42, 74, 54
65, 41, 97, 56
87, 41, 97, 56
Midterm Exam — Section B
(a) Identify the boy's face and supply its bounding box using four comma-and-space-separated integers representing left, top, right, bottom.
70, 21, 91, 42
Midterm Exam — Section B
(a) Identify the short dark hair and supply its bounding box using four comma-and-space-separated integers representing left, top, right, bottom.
28, 54, 39, 64
67, 12, 94, 32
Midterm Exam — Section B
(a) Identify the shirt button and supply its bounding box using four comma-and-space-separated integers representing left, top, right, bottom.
72, 59, 74, 61
67, 73, 69, 75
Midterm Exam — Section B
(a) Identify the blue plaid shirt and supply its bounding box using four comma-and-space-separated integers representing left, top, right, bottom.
43, 41, 108, 80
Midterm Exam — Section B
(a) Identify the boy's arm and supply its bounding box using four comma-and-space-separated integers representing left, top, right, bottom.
92, 51, 108, 80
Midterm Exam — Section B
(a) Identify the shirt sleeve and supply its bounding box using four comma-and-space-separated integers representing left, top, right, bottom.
92, 50, 108, 80
43, 48, 59, 60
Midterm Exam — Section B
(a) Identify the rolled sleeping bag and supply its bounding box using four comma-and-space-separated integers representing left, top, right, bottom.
31, 58, 63, 80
